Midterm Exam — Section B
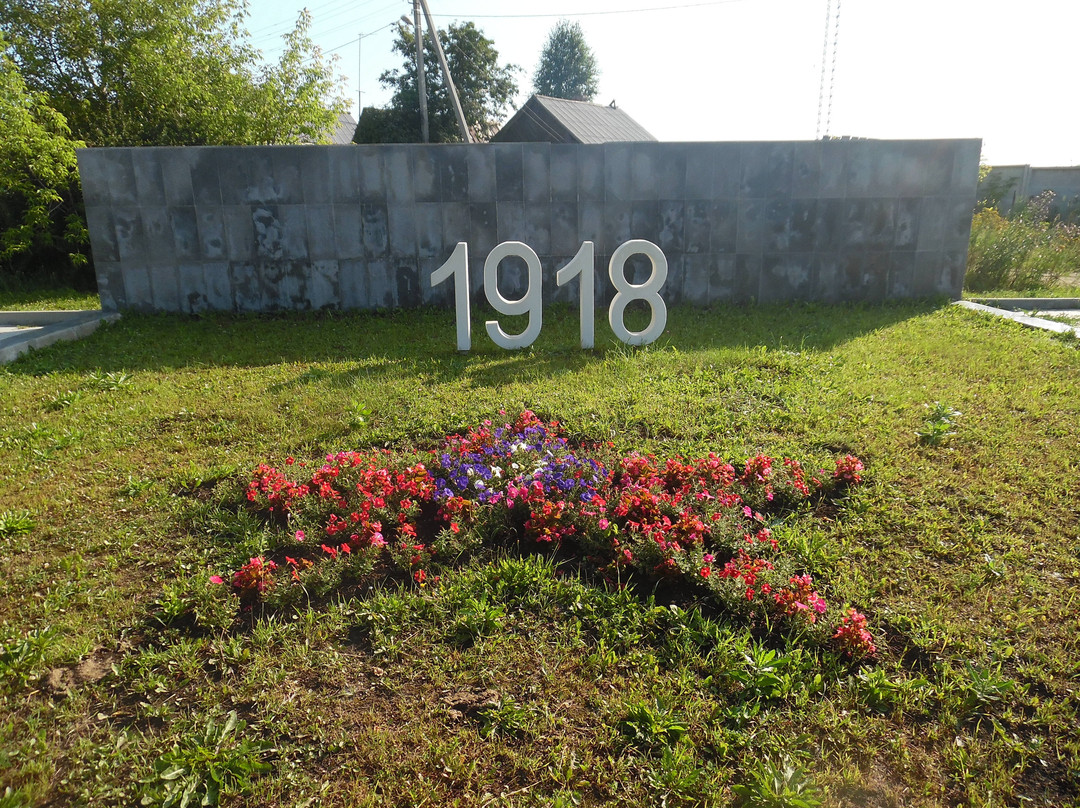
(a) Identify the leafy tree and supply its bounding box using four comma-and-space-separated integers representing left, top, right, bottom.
0, 34, 85, 279
357, 21, 519, 143
533, 19, 599, 102
0, 0, 348, 146
1, 0, 349, 283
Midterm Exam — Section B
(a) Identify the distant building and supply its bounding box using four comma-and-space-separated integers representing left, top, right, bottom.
491, 94, 656, 144
299, 111, 358, 145
328, 111, 358, 145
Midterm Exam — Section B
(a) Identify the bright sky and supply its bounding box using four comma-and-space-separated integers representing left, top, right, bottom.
246, 0, 1080, 166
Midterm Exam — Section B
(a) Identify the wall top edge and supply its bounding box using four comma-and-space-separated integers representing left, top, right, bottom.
988, 163, 1080, 171
75, 137, 984, 156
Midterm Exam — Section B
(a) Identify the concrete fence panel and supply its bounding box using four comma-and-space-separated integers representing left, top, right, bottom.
78, 139, 981, 313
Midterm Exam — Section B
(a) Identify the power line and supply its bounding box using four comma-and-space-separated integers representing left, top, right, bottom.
519, 103, 569, 143
428, 0, 761, 19
257, 0, 404, 55
247, 0, 363, 41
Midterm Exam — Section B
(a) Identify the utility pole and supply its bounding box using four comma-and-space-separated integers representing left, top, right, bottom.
413, 0, 429, 143
418, 0, 471, 143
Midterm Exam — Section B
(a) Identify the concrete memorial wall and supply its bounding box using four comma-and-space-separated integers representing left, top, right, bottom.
77, 139, 981, 315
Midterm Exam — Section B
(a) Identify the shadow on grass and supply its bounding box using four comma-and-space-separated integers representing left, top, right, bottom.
3, 299, 946, 379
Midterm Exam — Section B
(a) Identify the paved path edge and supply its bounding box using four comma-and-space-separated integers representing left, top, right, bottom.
0, 311, 121, 365
954, 300, 1080, 337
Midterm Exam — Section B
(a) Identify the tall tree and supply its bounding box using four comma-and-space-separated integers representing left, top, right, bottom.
533, 20, 599, 102
356, 21, 518, 143
0, 0, 348, 147
0, 33, 85, 278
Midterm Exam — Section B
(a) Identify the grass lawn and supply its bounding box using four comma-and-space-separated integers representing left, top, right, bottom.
0, 286, 101, 311
1, 301, 1079, 808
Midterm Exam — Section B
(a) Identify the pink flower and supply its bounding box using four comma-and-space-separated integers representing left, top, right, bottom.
294, 530, 306, 542
209, 575, 224, 585
598, 518, 610, 530
833, 608, 876, 658
833, 455, 864, 485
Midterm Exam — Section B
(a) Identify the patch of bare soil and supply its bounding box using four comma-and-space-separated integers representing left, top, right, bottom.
42, 650, 118, 696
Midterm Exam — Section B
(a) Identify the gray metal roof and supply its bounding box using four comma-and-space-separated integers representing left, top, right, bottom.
534, 96, 655, 143
492, 95, 656, 144
329, 111, 359, 145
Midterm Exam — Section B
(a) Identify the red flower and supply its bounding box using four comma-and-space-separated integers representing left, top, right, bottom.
231, 557, 277, 596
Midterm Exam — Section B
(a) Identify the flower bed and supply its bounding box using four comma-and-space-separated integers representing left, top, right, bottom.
223, 411, 873, 658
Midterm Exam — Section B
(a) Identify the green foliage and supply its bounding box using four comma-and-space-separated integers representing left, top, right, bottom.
0, 1, 347, 147
447, 594, 506, 646
733, 644, 801, 702
0, 34, 86, 278
915, 401, 961, 446
477, 695, 533, 739
975, 167, 1016, 212
732, 757, 822, 808
1, 0, 346, 283
0, 509, 35, 539
617, 700, 689, 755
0, 627, 56, 688
358, 22, 518, 143
854, 668, 902, 714
965, 194, 1080, 292
0, 786, 32, 808
154, 571, 238, 634
534, 19, 600, 102
958, 663, 1019, 717
141, 710, 269, 808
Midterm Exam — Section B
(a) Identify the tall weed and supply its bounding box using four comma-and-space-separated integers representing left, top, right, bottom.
966, 191, 1080, 291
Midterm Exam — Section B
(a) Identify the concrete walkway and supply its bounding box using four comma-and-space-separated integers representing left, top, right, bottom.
0, 310, 120, 365
956, 298, 1080, 337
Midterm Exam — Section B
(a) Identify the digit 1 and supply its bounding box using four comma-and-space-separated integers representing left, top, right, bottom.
556, 241, 595, 349
430, 242, 470, 351
608, 239, 668, 346
484, 241, 543, 349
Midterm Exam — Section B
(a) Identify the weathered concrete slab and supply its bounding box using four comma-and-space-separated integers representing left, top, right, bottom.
77, 139, 982, 313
